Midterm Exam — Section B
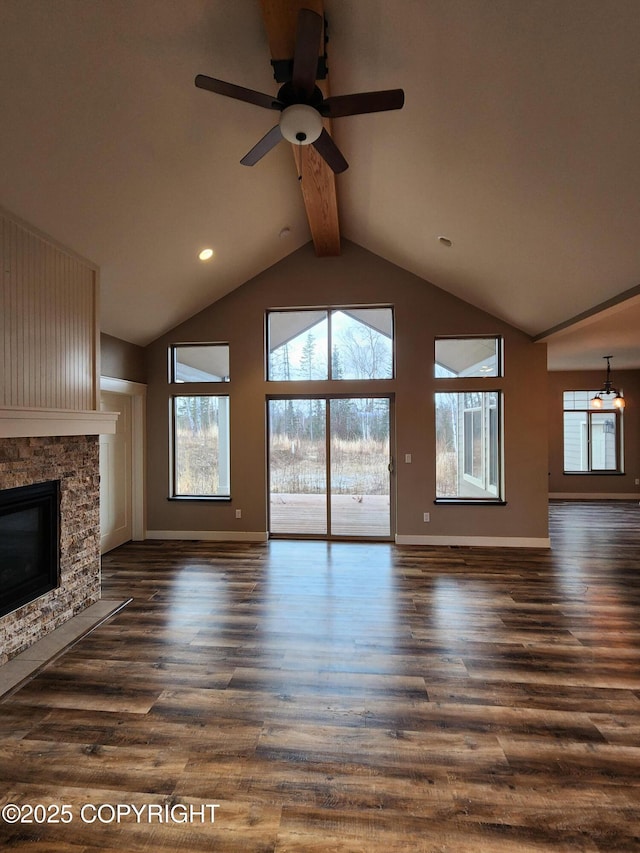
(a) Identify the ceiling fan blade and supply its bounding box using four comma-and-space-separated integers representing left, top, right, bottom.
312, 128, 348, 174
240, 125, 284, 166
291, 9, 323, 99
195, 75, 283, 111
322, 89, 405, 118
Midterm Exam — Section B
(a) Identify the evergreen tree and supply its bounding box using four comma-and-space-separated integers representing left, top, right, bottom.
299, 333, 316, 380
331, 344, 344, 379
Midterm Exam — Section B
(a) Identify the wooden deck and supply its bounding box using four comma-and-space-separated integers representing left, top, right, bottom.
1, 501, 640, 850
270, 493, 390, 537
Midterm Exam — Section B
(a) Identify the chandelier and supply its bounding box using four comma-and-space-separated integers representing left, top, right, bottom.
590, 356, 625, 409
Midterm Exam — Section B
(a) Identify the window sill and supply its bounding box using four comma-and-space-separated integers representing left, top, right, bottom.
168, 496, 232, 502
434, 499, 507, 506
563, 471, 625, 476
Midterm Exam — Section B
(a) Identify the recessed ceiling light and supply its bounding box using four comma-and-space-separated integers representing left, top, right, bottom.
438, 236, 452, 247
198, 248, 214, 261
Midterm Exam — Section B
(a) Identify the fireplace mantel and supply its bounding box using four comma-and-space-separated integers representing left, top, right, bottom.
0, 407, 118, 438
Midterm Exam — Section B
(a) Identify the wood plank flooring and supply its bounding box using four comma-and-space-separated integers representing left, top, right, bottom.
1, 500, 640, 851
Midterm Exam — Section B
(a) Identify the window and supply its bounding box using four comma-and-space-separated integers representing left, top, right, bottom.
434, 336, 504, 502
435, 336, 502, 378
171, 344, 229, 383
563, 391, 623, 473
436, 391, 502, 500
172, 395, 230, 497
267, 308, 393, 381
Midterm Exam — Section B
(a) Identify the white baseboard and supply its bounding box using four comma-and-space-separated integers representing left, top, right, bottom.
549, 493, 640, 501
146, 530, 268, 543
395, 534, 551, 548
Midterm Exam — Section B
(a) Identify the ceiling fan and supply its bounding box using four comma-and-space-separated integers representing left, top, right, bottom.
195, 8, 404, 174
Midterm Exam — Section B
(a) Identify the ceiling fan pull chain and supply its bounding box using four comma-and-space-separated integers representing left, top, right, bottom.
298, 140, 303, 182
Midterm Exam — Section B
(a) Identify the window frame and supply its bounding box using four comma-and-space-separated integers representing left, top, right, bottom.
169, 342, 230, 384
169, 394, 231, 501
562, 391, 624, 474
435, 389, 504, 504
434, 335, 503, 379
266, 306, 395, 382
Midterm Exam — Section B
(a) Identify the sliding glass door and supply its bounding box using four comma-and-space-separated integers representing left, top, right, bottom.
268, 397, 392, 539
268, 398, 327, 535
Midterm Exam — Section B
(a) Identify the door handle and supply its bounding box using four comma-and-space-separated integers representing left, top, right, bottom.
388, 457, 394, 474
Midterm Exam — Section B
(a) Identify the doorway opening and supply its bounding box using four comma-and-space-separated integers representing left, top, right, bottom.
268, 396, 394, 539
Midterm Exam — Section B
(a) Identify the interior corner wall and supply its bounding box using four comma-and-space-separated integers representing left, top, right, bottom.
548, 369, 640, 498
144, 240, 549, 544
101, 333, 147, 384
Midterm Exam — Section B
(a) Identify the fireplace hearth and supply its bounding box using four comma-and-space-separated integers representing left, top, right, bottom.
0, 480, 60, 618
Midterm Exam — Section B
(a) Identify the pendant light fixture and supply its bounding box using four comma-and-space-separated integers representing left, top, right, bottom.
591, 356, 625, 409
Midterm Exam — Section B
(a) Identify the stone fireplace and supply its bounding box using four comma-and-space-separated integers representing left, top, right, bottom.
0, 434, 101, 665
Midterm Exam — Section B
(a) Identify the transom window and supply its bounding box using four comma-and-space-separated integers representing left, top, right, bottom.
435, 336, 502, 378
267, 308, 394, 381
170, 343, 230, 383
563, 391, 623, 473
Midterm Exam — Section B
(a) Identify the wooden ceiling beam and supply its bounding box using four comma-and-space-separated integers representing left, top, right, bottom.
258, 0, 341, 257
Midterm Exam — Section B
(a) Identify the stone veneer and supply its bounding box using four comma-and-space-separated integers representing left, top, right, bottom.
0, 435, 100, 665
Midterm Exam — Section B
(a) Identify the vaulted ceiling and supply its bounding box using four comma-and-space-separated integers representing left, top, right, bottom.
1, 0, 639, 369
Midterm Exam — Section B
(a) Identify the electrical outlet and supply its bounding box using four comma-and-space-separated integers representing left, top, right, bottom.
235, 509, 242, 519
423, 512, 430, 523
635, 478, 640, 486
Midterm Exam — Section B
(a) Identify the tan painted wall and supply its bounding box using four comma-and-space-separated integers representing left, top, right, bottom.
101, 333, 147, 384
548, 369, 640, 496
145, 241, 549, 541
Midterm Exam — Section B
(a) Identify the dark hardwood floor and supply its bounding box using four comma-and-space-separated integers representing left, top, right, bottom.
1, 501, 640, 851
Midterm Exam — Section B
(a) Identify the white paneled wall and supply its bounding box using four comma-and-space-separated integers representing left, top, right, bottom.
1, 211, 98, 411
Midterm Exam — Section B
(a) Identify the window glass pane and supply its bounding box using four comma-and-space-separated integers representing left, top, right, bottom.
435, 337, 501, 377
268, 311, 328, 380
269, 399, 327, 534
563, 411, 588, 471
472, 409, 482, 476
463, 410, 473, 478
563, 390, 604, 410
330, 397, 390, 536
267, 308, 394, 381
331, 308, 393, 379
590, 412, 617, 470
172, 345, 229, 383
489, 405, 498, 487
563, 389, 622, 472
173, 396, 230, 496
436, 391, 501, 499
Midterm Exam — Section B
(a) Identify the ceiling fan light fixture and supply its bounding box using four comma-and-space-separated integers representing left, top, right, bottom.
279, 104, 323, 145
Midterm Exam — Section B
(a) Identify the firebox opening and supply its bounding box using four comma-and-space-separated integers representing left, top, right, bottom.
0, 480, 61, 618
